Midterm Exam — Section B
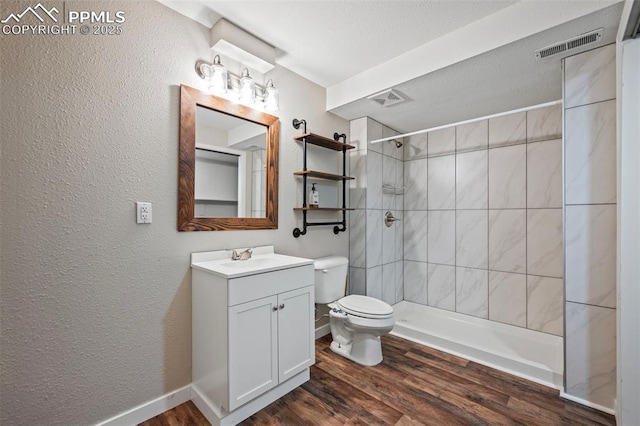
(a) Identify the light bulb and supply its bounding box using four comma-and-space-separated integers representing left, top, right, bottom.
263, 79, 279, 111
239, 68, 256, 104
208, 55, 227, 94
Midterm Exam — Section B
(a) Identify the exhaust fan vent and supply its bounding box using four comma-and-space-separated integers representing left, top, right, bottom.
535, 28, 603, 60
368, 89, 406, 108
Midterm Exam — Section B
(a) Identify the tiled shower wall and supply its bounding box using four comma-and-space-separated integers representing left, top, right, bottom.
349, 118, 404, 305
563, 44, 617, 410
402, 104, 564, 336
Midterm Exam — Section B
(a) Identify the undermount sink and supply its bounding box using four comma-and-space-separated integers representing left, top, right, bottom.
191, 247, 314, 279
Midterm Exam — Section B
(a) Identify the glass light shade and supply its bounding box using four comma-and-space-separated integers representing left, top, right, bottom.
239, 68, 256, 104
208, 55, 227, 94
263, 80, 279, 111
209, 63, 228, 94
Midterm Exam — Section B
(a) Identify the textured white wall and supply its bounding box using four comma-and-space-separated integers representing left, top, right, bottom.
0, 1, 348, 424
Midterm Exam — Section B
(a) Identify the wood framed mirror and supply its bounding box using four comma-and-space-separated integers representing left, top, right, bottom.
178, 85, 279, 231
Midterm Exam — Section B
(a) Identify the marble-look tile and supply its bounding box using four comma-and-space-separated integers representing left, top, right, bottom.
404, 261, 428, 304
349, 117, 367, 151
565, 205, 616, 308
349, 267, 366, 296
395, 261, 404, 303
404, 159, 428, 210
489, 271, 526, 327
565, 302, 616, 409
456, 150, 488, 209
456, 120, 488, 152
427, 210, 455, 266
366, 150, 383, 209
383, 125, 403, 160
489, 209, 526, 273
349, 209, 366, 268
564, 44, 616, 109
527, 209, 563, 278
428, 127, 456, 157
427, 155, 456, 210
404, 132, 428, 161
382, 210, 396, 265
367, 118, 383, 153
427, 263, 455, 311
456, 267, 488, 319
488, 144, 526, 209
527, 139, 562, 208
349, 149, 366, 209
527, 104, 562, 143
527, 275, 564, 336
565, 100, 616, 205
366, 209, 383, 268
366, 266, 383, 300
383, 154, 396, 210
456, 210, 488, 269
489, 112, 526, 148
394, 209, 404, 262
403, 211, 428, 262
382, 263, 396, 305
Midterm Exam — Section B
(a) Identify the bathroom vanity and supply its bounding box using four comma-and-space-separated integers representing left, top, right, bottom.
190, 246, 315, 426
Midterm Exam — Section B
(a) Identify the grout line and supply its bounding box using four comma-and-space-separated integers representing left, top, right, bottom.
565, 300, 617, 310
564, 97, 616, 111
565, 202, 618, 206
486, 121, 490, 320
525, 110, 529, 329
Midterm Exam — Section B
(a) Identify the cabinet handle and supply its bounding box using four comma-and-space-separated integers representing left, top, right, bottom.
272, 306, 278, 312
279, 304, 285, 310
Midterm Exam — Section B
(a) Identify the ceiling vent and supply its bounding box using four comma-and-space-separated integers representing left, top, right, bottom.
534, 28, 603, 60
368, 89, 406, 108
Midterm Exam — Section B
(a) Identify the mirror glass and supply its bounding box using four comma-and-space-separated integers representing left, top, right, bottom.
195, 106, 267, 218
178, 85, 279, 232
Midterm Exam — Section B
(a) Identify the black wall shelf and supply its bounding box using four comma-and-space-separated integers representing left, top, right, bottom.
291, 119, 353, 238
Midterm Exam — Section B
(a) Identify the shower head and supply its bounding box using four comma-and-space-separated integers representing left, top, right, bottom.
391, 139, 403, 148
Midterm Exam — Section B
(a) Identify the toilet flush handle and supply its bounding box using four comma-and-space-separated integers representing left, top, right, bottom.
322, 269, 328, 273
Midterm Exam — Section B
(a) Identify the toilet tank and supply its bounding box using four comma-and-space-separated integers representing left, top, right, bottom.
314, 256, 349, 304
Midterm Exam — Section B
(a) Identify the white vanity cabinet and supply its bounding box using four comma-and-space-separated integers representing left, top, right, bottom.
227, 285, 314, 410
191, 247, 314, 426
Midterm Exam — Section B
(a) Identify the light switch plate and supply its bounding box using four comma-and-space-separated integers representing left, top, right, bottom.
136, 202, 152, 224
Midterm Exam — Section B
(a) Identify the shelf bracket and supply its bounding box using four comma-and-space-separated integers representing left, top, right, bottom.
292, 118, 307, 133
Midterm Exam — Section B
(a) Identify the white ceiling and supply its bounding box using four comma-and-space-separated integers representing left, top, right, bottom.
159, 0, 624, 132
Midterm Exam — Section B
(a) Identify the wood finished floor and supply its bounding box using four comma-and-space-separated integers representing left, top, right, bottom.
140, 334, 615, 426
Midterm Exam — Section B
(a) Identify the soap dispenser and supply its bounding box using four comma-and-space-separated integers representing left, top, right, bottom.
308, 183, 319, 208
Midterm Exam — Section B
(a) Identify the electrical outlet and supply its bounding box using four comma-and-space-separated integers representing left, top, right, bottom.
136, 202, 152, 224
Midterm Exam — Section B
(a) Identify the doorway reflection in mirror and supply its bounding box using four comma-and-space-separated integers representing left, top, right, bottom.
194, 105, 267, 219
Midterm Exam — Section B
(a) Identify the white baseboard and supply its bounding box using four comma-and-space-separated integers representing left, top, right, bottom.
560, 391, 616, 415
315, 323, 330, 339
192, 370, 310, 426
95, 385, 191, 426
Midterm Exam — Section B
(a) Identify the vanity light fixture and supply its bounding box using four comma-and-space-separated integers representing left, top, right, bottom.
196, 60, 279, 111
238, 68, 256, 104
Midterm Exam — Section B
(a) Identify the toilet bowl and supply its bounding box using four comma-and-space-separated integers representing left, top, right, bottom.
314, 256, 395, 366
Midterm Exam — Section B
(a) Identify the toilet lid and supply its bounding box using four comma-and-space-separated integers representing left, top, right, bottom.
337, 295, 393, 317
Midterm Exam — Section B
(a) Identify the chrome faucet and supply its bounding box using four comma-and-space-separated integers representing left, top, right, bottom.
231, 248, 252, 261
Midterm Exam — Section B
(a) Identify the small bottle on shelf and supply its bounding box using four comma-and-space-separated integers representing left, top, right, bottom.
308, 183, 319, 208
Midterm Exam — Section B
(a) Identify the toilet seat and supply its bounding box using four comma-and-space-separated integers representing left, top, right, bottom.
336, 295, 393, 319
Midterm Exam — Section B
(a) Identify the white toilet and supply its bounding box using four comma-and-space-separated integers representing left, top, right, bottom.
314, 256, 395, 366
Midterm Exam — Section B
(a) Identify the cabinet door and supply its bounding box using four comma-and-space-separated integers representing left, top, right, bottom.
277, 286, 315, 382
228, 295, 278, 411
